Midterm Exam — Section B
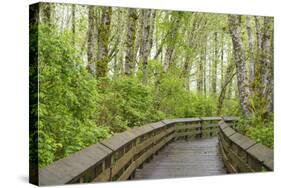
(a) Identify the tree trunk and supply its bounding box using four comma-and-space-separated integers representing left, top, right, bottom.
71, 4, 76, 46
87, 6, 97, 74
114, 9, 126, 76
148, 10, 156, 54
139, 9, 152, 83
211, 32, 218, 94
217, 62, 236, 115
164, 13, 182, 71
220, 34, 224, 93
96, 7, 112, 78
228, 15, 251, 117
197, 49, 204, 94
246, 16, 255, 83
135, 10, 143, 65
203, 45, 207, 96
124, 9, 138, 76
255, 16, 263, 51
261, 17, 273, 113
41, 3, 52, 25
183, 56, 192, 90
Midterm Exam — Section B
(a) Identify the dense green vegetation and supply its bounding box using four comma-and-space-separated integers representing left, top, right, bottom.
31, 3, 274, 167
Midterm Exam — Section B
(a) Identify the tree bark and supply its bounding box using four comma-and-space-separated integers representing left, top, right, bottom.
197, 48, 204, 93
220, 34, 224, 93
203, 45, 207, 96
40, 3, 52, 25
148, 10, 156, 54
261, 17, 273, 113
87, 6, 97, 74
96, 7, 112, 78
228, 15, 251, 117
71, 4, 76, 46
124, 9, 138, 76
255, 16, 263, 51
217, 62, 236, 115
211, 32, 218, 94
246, 16, 255, 83
164, 13, 182, 71
139, 9, 153, 83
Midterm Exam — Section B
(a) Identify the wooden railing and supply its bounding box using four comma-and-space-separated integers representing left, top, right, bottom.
218, 120, 273, 173
39, 116, 273, 185
39, 117, 223, 185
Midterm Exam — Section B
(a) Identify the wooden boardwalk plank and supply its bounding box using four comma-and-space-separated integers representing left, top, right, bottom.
134, 137, 226, 179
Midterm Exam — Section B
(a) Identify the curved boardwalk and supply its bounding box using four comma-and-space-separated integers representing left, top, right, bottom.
134, 137, 226, 179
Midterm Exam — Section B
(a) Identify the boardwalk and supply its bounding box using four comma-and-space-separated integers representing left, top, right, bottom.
38, 118, 273, 186
134, 137, 226, 179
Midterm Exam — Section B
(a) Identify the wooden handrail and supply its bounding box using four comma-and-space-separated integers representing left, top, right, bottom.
38, 116, 237, 185
218, 120, 273, 173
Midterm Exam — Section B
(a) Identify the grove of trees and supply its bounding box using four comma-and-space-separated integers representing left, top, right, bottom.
30, 3, 274, 167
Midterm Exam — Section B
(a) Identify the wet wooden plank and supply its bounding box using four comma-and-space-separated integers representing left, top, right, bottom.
39, 143, 112, 185
247, 143, 273, 170
134, 137, 226, 179
229, 133, 256, 150
222, 116, 239, 122
101, 131, 136, 151
162, 118, 201, 124
149, 121, 167, 129
130, 124, 154, 138
200, 117, 222, 121
219, 121, 230, 130
221, 127, 236, 137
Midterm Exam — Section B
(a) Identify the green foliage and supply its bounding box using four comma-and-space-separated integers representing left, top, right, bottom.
155, 72, 187, 117
233, 85, 274, 149
98, 76, 163, 132
38, 25, 110, 167
153, 70, 218, 118
185, 94, 217, 117
234, 114, 274, 149
221, 99, 242, 116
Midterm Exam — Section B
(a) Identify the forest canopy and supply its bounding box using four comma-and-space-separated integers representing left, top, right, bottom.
30, 3, 274, 167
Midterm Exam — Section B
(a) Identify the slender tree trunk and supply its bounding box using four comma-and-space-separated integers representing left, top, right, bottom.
211, 32, 218, 94
220, 34, 224, 93
142, 9, 156, 81
115, 9, 126, 76
96, 7, 112, 78
217, 62, 236, 115
203, 45, 207, 96
148, 10, 156, 55
228, 15, 251, 117
71, 4, 76, 46
164, 13, 182, 71
208, 45, 212, 94
255, 17, 263, 51
183, 56, 192, 90
87, 7, 97, 74
139, 9, 152, 83
227, 79, 233, 99
254, 16, 263, 89
124, 9, 138, 76
246, 16, 255, 83
135, 10, 143, 65
41, 3, 52, 25
197, 49, 204, 93
261, 17, 273, 113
